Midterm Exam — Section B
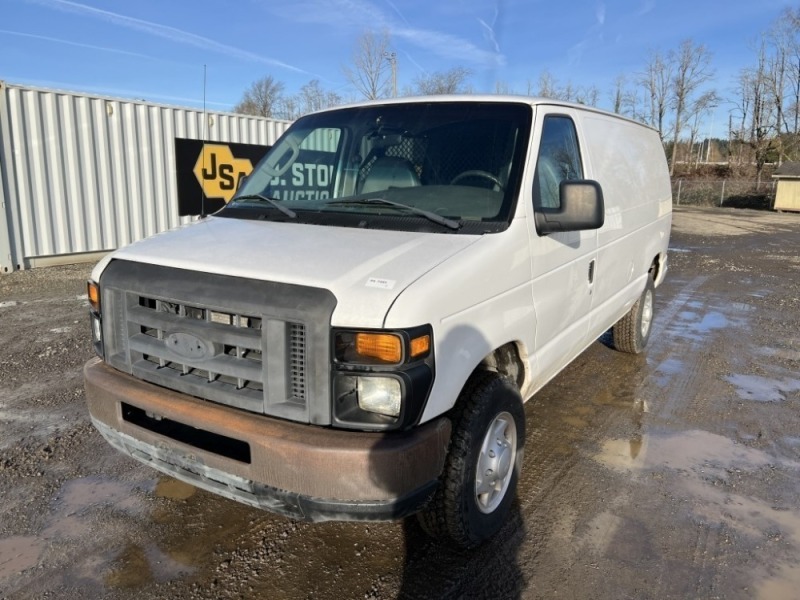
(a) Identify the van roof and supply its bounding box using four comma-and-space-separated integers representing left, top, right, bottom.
312, 94, 657, 132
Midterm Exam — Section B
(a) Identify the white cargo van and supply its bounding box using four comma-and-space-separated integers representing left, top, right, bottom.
84, 96, 671, 548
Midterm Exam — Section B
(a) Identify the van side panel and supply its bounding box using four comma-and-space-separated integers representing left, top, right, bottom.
580, 115, 672, 337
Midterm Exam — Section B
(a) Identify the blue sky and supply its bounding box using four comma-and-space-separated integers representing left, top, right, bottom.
0, 0, 794, 115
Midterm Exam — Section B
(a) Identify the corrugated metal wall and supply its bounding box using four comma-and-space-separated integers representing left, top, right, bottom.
0, 81, 291, 272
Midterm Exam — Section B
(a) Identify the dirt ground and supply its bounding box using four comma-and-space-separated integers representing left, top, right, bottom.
1, 206, 799, 600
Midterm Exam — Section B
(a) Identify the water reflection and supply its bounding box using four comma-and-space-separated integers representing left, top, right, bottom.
726, 373, 800, 403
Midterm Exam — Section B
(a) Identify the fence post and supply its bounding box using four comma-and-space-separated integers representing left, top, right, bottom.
676, 180, 682, 205
720, 179, 726, 207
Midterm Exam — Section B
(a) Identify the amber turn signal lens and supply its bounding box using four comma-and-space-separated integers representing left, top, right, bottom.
409, 334, 431, 358
355, 333, 402, 364
87, 281, 101, 313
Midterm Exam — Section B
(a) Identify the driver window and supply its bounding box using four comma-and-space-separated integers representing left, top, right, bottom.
533, 116, 583, 210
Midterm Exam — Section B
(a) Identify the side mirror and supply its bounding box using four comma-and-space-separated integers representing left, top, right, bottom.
535, 180, 605, 234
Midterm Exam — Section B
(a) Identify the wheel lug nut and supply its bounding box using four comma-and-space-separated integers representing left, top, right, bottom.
489, 450, 495, 458
485, 469, 493, 476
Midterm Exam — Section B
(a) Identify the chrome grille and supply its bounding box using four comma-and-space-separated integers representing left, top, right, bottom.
100, 261, 335, 425
125, 295, 305, 415
137, 298, 263, 389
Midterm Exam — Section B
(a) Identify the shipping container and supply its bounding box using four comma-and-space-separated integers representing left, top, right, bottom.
0, 81, 290, 272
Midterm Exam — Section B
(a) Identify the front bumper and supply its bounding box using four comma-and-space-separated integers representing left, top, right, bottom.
84, 358, 452, 521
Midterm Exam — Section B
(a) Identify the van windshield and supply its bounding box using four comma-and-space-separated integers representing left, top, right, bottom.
220, 101, 532, 234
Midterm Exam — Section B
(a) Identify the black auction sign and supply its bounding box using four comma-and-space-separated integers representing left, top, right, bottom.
174, 138, 270, 216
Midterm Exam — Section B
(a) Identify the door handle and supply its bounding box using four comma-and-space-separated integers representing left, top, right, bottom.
588, 259, 595, 284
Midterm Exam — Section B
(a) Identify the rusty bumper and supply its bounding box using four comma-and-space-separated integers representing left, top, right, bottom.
84, 358, 451, 521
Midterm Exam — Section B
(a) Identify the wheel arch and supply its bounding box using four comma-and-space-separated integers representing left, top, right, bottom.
650, 251, 668, 288
476, 341, 529, 393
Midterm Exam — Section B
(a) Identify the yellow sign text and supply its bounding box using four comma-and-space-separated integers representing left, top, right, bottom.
193, 144, 253, 202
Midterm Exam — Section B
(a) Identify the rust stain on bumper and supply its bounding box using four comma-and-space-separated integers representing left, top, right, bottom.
84, 359, 451, 505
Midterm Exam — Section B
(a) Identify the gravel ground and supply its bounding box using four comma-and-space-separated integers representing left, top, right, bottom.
1, 206, 799, 599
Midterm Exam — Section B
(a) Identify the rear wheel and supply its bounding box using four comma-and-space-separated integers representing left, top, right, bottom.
417, 371, 525, 549
612, 276, 655, 354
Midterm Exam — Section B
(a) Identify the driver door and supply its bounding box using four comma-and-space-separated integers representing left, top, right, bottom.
526, 109, 598, 386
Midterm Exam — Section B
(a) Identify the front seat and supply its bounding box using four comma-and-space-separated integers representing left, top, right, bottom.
360, 156, 421, 194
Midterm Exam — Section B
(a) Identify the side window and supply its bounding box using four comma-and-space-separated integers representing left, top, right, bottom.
533, 116, 583, 210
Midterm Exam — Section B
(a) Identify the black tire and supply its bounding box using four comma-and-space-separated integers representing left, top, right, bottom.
417, 371, 525, 549
612, 276, 655, 354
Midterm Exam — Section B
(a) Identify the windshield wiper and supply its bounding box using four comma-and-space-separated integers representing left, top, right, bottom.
232, 194, 297, 219
328, 198, 460, 230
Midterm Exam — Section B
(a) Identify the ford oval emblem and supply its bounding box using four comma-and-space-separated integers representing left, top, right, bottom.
165, 332, 210, 361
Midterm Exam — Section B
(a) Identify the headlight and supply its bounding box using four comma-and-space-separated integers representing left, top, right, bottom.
332, 325, 434, 430
91, 313, 102, 342
88, 280, 104, 358
357, 377, 402, 417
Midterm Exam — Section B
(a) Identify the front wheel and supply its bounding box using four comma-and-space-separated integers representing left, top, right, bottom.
612, 276, 655, 354
417, 371, 525, 549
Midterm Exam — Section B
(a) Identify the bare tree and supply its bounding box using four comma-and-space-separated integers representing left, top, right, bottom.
275, 95, 299, 121
493, 80, 512, 94
763, 11, 800, 161
537, 70, 560, 98
411, 67, 472, 95
610, 75, 627, 114
668, 40, 715, 175
234, 76, 285, 118
686, 90, 719, 167
734, 41, 780, 181
343, 31, 394, 100
574, 84, 600, 107
784, 8, 800, 135
638, 50, 673, 140
297, 79, 343, 114
608, 75, 643, 119
535, 70, 598, 106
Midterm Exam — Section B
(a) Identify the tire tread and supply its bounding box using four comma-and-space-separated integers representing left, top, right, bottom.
417, 371, 522, 549
612, 277, 655, 354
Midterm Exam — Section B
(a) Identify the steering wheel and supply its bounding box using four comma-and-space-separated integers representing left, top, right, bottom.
450, 170, 505, 191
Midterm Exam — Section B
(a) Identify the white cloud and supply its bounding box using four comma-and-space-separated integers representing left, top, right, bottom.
569, 1, 606, 66
596, 2, 606, 25
478, 18, 501, 55
27, 0, 312, 74
0, 29, 187, 65
637, 0, 656, 16
383, 0, 411, 26
395, 26, 504, 66
265, 0, 504, 68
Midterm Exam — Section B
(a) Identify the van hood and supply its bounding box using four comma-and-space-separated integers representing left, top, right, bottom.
94, 216, 481, 328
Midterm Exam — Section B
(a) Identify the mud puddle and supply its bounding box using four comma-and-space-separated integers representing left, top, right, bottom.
0, 536, 44, 579
0, 474, 197, 592
726, 373, 800, 403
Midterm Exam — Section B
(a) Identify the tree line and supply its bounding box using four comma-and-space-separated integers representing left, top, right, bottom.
234, 9, 800, 179
233, 31, 473, 120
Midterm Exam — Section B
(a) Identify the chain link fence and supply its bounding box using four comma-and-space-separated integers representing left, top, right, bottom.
671, 179, 777, 209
